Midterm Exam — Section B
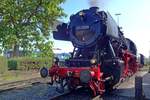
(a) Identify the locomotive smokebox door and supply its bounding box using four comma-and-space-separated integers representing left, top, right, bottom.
69, 8, 104, 48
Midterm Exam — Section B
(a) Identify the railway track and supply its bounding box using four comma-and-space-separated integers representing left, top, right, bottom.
49, 87, 103, 100
0, 70, 148, 100
0, 77, 49, 93
50, 91, 72, 100
49, 88, 133, 100
0, 76, 101, 100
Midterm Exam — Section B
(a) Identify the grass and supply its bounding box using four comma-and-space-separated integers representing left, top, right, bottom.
0, 71, 23, 82
139, 65, 150, 72
0, 70, 40, 84
0, 56, 8, 74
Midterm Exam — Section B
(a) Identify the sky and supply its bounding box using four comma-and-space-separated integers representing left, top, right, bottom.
53, 0, 150, 57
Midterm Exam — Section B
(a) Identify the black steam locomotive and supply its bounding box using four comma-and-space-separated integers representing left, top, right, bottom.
40, 7, 141, 95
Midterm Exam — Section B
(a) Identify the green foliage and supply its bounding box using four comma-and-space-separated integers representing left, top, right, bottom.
8, 60, 17, 70
36, 40, 54, 57
8, 57, 52, 70
0, 0, 66, 57
144, 57, 150, 66
0, 56, 8, 74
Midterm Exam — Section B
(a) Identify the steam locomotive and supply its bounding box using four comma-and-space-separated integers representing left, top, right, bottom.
40, 7, 142, 96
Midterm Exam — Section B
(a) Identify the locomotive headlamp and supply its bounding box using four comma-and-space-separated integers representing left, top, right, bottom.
90, 59, 97, 64
79, 11, 85, 16
80, 70, 92, 83
79, 11, 86, 21
53, 57, 59, 65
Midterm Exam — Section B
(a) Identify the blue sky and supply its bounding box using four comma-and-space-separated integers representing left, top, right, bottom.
53, 0, 150, 57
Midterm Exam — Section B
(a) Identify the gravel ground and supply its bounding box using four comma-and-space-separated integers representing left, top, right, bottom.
58, 89, 134, 100
0, 83, 133, 100
0, 83, 64, 100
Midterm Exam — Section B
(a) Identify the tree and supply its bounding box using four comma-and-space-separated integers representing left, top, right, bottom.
36, 40, 54, 57
0, 0, 66, 57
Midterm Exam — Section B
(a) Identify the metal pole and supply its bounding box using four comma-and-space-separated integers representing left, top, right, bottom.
115, 13, 121, 26
135, 76, 144, 100
148, 41, 150, 73
149, 41, 150, 65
